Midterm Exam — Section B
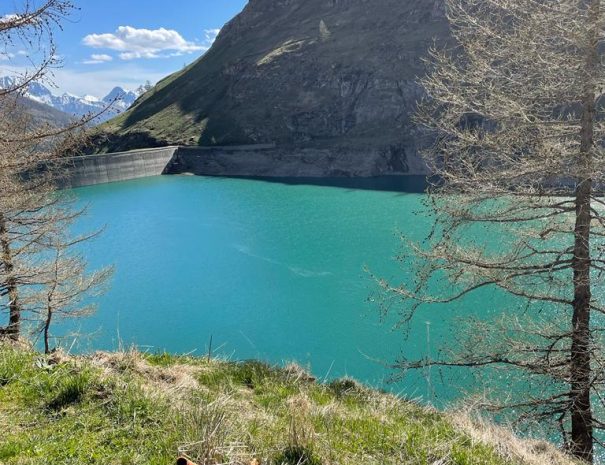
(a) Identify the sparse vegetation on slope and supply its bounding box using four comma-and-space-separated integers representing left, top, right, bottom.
92, 0, 449, 158
0, 344, 577, 465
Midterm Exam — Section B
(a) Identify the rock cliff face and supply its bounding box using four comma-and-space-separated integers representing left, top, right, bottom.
97, 0, 449, 175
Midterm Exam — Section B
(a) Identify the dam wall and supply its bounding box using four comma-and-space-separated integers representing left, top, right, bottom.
60, 146, 179, 188
60, 143, 426, 188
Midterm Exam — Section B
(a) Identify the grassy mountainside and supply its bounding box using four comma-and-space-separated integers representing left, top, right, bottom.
0, 344, 576, 465
94, 0, 449, 164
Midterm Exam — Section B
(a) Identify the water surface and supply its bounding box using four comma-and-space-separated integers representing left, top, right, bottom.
67, 175, 485, 403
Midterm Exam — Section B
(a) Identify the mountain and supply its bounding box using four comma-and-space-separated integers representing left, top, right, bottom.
16, 95, 74, 128
93, 0, 448, 173
0, 77, 147, 124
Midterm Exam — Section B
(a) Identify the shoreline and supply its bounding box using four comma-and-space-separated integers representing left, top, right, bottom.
56, 145, 428, 189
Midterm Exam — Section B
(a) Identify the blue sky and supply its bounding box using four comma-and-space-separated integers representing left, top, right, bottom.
0, 0, 247, 96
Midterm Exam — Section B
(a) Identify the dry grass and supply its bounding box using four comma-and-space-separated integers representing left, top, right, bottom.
0, 344, 581, 465
91, 350, 201, 401
451, 410, 580, 465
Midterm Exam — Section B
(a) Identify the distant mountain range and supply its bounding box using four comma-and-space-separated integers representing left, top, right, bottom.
0, 76, 149, 124
16, 95, 75, 128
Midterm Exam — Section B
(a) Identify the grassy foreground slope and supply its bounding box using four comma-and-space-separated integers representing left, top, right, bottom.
0, 344, 576, 465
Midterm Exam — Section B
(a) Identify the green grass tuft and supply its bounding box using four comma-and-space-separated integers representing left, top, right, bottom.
45, 370, 93, 411
328, 377, 362, 398
0, 348, 30, 386
276, 446, 322, 465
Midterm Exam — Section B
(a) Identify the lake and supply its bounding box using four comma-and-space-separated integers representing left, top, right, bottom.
65, 175, 492, 405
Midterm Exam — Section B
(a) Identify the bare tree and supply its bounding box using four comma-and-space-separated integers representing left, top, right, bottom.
0, 1, 111, 344
31, 235, 112, 354
377, 0, 605, 462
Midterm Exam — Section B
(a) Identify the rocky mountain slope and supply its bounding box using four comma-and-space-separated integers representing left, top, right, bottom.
0, 77, 147, 123
95, 0, 449, 175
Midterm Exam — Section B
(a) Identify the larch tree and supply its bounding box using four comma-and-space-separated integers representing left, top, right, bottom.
33, 236, 112, 354
0, 1, 111, 345
378, 0, 605, 462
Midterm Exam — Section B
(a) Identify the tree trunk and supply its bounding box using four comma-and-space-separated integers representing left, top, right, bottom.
569, 2, 599, 461
571, 177, 594, 462
0, 213, 20, 341
43, 306, 52, 354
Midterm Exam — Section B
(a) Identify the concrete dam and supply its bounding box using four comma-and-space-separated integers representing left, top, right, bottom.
59, 144, 426, 188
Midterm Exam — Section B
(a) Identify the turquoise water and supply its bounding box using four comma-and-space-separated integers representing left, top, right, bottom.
67, 175, 484, 403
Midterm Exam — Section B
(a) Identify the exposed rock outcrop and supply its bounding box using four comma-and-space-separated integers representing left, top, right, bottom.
96, 0, 450, 175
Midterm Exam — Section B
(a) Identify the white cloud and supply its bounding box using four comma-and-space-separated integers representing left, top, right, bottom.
83, 26, 205, 60
0, 52, 15, 61
119, 50, 160, 60
0, 13, 41, 27
0, 14, 20, 23
83, 53, 113, 65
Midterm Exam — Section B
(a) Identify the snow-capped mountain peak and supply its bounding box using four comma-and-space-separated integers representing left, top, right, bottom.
82, 94, 101, 103
102, 86, 138, 105
0, 76, 148, 124
27, 81, 53, 99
